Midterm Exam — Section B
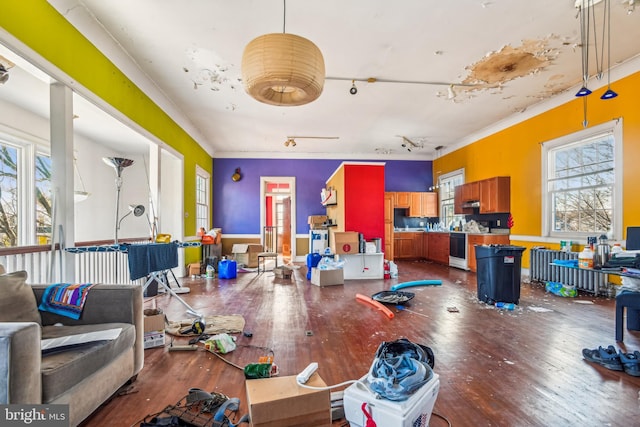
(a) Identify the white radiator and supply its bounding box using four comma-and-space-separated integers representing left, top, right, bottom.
529, 247, 607, 294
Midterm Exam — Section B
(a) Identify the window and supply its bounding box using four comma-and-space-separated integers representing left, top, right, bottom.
0, 137, 51, 247
195, 166, 210, 232
438, 169, 465, 229
543, 120, 622, 240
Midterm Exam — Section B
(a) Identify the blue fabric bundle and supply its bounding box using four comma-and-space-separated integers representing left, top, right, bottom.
39, 283, 96, 319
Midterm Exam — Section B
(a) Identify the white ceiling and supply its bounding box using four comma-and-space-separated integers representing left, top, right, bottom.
3, 0, 640, 160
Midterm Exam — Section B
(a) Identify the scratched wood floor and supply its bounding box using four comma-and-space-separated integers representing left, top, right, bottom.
80, 259, 640, 427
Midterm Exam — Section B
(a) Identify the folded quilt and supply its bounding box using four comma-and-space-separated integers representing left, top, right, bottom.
39, 283, 97, 319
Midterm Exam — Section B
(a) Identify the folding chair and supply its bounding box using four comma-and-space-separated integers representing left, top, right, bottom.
258, 226, 278, 273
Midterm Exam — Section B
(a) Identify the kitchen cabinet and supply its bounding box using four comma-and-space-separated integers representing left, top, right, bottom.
454, 176, 510, 214
409, 192, 438, 217
461, 182, 480, 202
384, 193, 394, 259
454, 186, 474, 215
427, 232, 450, 265
467, 234, 510, 272
479, 177, 510, 213
394, 232, 423, 259
395, 192, 410, 208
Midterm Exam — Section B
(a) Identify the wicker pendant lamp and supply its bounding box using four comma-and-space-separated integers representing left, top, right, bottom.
241, 2, 325, 106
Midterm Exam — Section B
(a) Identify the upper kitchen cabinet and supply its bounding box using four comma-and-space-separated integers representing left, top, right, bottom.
461, 181, 480, 202
395, 192, 410, 208
479, 176, 510, 213
454, 176, 510, 214
408, 192, 438, 217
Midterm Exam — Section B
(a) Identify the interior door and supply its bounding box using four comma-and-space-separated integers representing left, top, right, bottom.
260, 177, 296, 261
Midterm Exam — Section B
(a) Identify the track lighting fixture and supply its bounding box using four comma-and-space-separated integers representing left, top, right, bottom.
284, 138, 296, 147
350, 80, 357, 95
0, 64, 8, 84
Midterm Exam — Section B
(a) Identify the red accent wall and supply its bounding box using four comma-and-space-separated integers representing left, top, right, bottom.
344, 164, 385, 241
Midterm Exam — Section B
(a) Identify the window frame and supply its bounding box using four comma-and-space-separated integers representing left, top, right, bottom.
195, 165, 210, 232
438, 168, 465, 229
541, 119, 623, 241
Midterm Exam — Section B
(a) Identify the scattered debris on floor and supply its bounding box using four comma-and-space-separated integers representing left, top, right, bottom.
573, 300, 596, 305
528, 306, 553, 313
447, 306, 460, 313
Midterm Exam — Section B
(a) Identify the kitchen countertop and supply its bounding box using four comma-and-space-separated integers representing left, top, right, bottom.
393, 228, 510, 235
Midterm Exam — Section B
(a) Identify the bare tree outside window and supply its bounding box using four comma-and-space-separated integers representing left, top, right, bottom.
0, 143, 52, 247
0, 145, 18, 246
549, 134, 614, 235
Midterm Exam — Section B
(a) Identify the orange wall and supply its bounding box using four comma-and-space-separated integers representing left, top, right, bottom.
434, 71, 640, 266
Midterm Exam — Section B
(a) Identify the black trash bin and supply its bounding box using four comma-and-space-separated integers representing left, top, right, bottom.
475, 245, 526, 304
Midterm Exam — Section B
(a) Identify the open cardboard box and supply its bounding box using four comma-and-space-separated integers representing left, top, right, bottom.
246, 373, 331, 427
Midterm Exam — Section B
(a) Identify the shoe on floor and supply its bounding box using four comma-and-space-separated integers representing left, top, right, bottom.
582, 345, 624, 371
619, 351, 640, 377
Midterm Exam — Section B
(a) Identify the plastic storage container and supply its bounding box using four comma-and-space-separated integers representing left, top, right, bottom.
578, 247, 594, 269
306, 253, 322, 280
218, 259, 237, 279
344, 374, 440, 427
475, 245, 526, 304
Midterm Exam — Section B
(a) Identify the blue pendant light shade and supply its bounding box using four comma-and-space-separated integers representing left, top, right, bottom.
600, 88, 618, 99
575, 86, 592, 97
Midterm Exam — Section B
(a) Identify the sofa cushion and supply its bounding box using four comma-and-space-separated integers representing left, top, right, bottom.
40, 322, 136, 402
0, 270, 41, 325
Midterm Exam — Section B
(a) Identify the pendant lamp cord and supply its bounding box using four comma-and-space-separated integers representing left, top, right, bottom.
606, 0, 612, 88
282, 0, 286, 33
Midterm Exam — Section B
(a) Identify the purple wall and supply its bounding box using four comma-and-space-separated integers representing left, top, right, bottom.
212, 158, 433, 234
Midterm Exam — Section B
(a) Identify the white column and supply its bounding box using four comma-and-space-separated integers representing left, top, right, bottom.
50, 82, 75, 282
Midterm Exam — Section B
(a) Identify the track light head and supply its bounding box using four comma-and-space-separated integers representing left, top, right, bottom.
350, 80, 357, 95
601, 88, 618, 100
0, 64, 8, 84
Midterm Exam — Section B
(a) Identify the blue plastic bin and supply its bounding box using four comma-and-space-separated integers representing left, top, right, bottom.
218, 259, 237, 279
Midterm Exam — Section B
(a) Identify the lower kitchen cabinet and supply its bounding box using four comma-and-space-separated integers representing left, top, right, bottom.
467, 234, 510, 272
427, 232, 450, 265
393, 232, 424, 259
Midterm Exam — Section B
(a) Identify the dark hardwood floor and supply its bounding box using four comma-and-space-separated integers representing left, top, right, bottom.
81, 259, 640, 426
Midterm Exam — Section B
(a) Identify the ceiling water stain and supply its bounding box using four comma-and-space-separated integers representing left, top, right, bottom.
465, 40, 555, 85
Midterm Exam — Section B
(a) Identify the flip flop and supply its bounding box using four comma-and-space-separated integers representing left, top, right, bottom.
582, 345, 623, 371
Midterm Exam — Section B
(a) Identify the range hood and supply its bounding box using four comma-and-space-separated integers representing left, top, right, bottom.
461, 200, 480, 208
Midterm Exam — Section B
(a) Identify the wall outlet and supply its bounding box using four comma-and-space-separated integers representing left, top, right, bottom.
419, 221, 424, 226
497, 219, 501, 226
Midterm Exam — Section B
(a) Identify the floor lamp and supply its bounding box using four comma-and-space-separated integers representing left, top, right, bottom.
103, 157, 134, 244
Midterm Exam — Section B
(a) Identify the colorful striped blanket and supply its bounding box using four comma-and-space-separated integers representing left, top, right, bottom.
38, 283, 96, 320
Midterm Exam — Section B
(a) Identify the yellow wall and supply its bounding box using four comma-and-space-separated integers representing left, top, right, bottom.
434, 71, 640, 267
1, 1, 213, 263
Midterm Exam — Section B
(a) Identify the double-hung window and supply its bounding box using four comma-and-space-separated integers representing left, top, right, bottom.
543, 119, 622, 240
438, 168, 465, 229
0, 134, 51, 247
195, 166, 210, 232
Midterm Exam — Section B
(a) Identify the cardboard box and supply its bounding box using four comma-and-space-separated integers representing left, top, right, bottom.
246, 374, 331, 427
330, 231, 360, 255
187, 262, 202, 276
232, 243, 263, 268
274, 266, 293, 279
311, 268, 344, 287
308, 215, 328, 229
143, 310, 165, 349
143, 331, 165, 349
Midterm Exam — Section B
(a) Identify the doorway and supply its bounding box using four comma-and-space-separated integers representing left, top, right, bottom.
260, 177, 296, 263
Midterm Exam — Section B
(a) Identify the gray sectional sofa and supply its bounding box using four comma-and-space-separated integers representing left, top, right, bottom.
0, 270, 144, 426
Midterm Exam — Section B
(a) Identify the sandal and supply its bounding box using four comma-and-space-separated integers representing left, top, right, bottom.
619, 351, 640, 377
582, 345, 624, 371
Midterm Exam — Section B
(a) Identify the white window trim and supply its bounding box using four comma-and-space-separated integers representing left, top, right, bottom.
195, 165, 210, 231
541, 118, 623, 240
